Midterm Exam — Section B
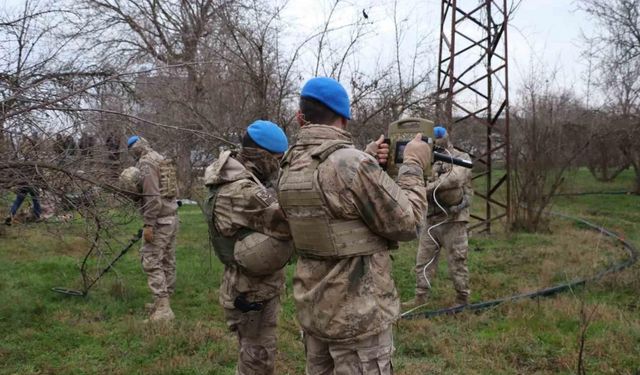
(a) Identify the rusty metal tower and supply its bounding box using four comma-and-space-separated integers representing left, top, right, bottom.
436, 0, 511, 233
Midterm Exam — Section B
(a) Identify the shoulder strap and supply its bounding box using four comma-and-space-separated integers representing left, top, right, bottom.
310, 140, 353, 162
246, 171, 265, 189
280, 146, 295, 167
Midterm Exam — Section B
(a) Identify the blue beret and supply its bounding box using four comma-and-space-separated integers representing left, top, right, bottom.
301, 77, 351, 120
247, 120, 289, 153
434, 126, 447, 139
127, 136, 139, 148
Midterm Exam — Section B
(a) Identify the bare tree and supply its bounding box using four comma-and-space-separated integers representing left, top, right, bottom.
80, 0, 309, 193
598, 58, 640, 192
80, 0, 229, 192
580, 0, 640, 192
580, 0, 640, 63
0, 1, 115, 128
0, 1, 146, 291
511, 68, 590, 232
348, 1, 435, 146
0, 0, 124, 180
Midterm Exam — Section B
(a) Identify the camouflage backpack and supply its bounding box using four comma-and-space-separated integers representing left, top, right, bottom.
202, 183, 251, 266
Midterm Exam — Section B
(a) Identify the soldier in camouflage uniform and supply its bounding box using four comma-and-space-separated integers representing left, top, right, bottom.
405, 126, 473, 308
203, 120, 292, 375
126, 136, 179, 322
278, 77, 431, 375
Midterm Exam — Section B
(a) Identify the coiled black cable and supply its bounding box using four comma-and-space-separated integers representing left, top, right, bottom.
402, 210, 639, 320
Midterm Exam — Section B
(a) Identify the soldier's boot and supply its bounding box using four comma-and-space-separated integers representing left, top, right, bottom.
148, 297, 175, 322
401, 293, 429, 310
4, 216, 13, 226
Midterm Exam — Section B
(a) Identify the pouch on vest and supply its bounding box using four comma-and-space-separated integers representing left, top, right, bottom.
159, 158, 178, 199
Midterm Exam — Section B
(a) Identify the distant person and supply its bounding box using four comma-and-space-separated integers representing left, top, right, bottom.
278, 77, 431, 374
5, 135, 42, 225
106, 132, 122, 179
54, 133, 77, 160
202, 120, 292, 375
105, 132, 121, 162
78, 132, 96, 158
124, 136, 179, 322
404, 126, 473, 308
5, 185, 41, 225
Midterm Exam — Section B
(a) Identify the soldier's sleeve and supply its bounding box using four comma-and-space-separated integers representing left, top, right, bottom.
231, 181, 291, 240
461, 164, 474, 202
349, 157, 427, 242
140, 161, 162, 226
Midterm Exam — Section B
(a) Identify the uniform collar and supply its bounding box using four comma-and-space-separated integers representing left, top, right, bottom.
204, 150, 255, 186
296, 124, 353, 144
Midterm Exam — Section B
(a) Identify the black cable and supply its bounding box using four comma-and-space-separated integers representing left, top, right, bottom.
555, 191, 635, 196
402, 210, 639, 320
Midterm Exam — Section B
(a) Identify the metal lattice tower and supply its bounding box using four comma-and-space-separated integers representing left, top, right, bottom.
436, 0, 511, 233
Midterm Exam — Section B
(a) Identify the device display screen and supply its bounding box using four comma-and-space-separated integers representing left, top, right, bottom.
395, 141, 408, 164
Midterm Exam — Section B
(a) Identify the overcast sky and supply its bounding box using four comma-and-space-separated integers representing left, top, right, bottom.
284, 0, 595, 98
2, 0, 596, 101
508, 1, 592, 93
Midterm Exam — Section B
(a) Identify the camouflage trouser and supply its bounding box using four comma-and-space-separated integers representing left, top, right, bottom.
304, 327, 394, 375
224, 297, 279, 375
415, 220, 470, 301
140, 216, 178, 299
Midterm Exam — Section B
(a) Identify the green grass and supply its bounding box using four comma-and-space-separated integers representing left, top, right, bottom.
560, 168, 636, 194
1, 168, 639, 374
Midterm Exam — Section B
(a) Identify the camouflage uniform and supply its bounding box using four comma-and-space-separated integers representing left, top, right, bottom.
204, 150, 291, 375
132, 142, 179, 301
415, 147, 473, 305
278, 125, 427, 374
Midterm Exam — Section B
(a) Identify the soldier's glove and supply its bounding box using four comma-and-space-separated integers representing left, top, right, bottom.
364, 134, 389, 166
234, 295, 264, 313
143, 225, 154, 243
403, 133, 432, 173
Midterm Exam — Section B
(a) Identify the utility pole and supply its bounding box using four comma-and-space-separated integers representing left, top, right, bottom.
436, 0, 511, 233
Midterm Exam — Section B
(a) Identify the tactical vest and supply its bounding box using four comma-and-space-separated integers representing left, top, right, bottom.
278, 140, 389, 259
159, 158, 178, 198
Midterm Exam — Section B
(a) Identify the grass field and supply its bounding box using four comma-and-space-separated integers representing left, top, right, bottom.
0, 169, 638, 374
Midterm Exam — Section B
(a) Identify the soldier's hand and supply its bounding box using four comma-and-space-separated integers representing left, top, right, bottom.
364, 134, 389, 165
447, 195, 469, 215
143, 226, 154, 243
447, 204, 462, 215
403, 133, 432, 171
